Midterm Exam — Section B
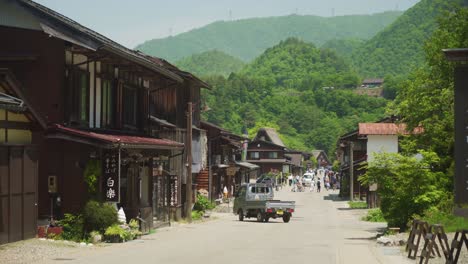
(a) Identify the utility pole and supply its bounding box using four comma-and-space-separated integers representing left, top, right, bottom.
349, 141, 354, 201
185, 102, 193, 222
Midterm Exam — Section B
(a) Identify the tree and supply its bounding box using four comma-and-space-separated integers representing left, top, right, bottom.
359, 151, 445, 229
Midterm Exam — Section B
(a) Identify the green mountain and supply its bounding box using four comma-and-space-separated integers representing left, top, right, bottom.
321, 38, 364, 59
240, 38, 359, 89
203, 38, 387, 154
175, 50, 245, 77
352, 0, 463, 78
136, 11, 403, 62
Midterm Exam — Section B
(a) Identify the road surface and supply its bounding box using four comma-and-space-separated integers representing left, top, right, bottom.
38, 187, 411, 264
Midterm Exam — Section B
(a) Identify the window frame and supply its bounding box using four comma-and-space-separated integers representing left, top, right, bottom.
101, 78, 115, 128
69, 68, 89, 126
250, 151, 260, 159
122, 84, 138, 129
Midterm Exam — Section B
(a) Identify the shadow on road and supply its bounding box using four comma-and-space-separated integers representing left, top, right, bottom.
322, 193, 345, 201
345, 236, 377, 241
337, 207, 367, 211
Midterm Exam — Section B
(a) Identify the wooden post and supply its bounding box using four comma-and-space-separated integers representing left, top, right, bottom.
185, 102, 193, 222
349, 141, 354, 201
208, 139, 212, 200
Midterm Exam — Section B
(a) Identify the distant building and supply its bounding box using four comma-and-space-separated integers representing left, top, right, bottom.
361, 78, 384, 88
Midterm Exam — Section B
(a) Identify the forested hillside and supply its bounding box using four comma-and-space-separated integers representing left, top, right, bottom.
175, 50, 245, 77
321, 38, 364, 60
352, 0, 463, 78
202, 38, 387, 155
136, 11, 402, 62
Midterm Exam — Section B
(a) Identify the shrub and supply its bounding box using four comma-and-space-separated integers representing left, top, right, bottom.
420, 207, 468, 232
193, 194, 215, 212
83, 200, 118, 233
348, 201, 367, 209
104, 223, 140, 242
104, 224, 127, 242
58, 213, 84, 242
359, 151, 445, 229
362, 208, 386, 222
191, 210, 204, 220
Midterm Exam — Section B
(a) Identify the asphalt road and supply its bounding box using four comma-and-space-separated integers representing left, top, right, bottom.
46, 187, 411, 264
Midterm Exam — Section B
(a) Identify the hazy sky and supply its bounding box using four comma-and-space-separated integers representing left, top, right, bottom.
34, 0, 420, 48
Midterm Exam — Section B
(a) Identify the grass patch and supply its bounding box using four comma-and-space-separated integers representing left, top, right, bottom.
362, 208, 386, 222
421, 208, 468, 232
348, 201, 367, 209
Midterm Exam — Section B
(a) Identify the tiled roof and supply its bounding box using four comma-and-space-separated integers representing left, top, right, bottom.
362, 78, 384, 84
358, 123, 419, 135
47, 124, 184, 149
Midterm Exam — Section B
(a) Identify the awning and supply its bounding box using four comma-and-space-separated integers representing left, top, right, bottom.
235, 161, 259, 170
46, 124, 184, 150
246, 159, 290, 164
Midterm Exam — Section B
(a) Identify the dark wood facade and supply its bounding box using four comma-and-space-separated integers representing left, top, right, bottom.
246, 140, 291, 177
200, 121, 258, 199
0, 0, 204, 242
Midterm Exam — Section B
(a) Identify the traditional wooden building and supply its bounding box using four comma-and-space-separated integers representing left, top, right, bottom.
0, 0, 204, 243
201, 121, 258, 199
336, 117, 419, 207
311, 150, 330, 168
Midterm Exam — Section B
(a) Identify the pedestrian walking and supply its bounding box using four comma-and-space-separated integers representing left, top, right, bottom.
288, 174, 293, 186
316, 178, 321, 193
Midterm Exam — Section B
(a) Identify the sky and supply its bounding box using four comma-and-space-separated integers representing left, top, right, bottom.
34, 0, 420, 49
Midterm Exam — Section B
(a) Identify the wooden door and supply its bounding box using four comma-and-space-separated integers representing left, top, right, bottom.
0, 146, 38, 245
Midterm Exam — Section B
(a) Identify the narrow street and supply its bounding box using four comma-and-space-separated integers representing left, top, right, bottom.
37, 188, 410, 264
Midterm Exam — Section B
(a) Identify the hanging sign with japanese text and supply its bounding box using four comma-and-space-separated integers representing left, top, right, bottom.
103, 149, 120, 203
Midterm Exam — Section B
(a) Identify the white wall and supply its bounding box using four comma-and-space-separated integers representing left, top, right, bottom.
367, 135, 398, 162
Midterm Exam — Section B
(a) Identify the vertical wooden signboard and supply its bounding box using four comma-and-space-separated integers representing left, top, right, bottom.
103, 149, 120, 203
454, 66, 468, 205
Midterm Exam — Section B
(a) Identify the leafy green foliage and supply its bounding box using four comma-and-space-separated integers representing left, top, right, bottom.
362, 208, 386, 222
193, 194, 215, 212
202, 38, 387, 154
359, 152, 446, 229
83, 159, 100, 196
82, 200, 118, 233
103, 220, 141, 243
419, 207, 468, 232
191, 210, 204, 221
348, 201, 367, 209
352, 0, 463, 77
136, 12, 402, 62
321, 38, 364, 60
58, 213, 84, 242
176, 50, 245, 77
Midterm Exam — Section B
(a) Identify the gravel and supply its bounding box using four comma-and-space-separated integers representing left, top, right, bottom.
376, 232, 468, 264
0, 238, 100, 264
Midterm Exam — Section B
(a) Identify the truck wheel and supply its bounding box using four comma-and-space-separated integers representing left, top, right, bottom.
282, 214, 291, 223
238, 209, 244, 221
256, 211, 264, 222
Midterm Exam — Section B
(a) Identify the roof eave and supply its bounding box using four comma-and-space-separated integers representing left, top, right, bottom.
443, 48, 468, 61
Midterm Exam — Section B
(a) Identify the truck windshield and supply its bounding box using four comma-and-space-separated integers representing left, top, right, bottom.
250, 186, 270, 193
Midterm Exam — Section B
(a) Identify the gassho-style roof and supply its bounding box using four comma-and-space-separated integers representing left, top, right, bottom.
358, 123, 422, 135
254, 128, 285, 147
46, 124, 184, 150
13, 0, 183, 82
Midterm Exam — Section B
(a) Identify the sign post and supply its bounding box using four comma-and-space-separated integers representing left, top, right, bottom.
103, 149, 120, 203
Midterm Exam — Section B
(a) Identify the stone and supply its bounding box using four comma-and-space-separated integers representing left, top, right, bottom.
377, 236, 392, 246
91, 234, 102, 244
